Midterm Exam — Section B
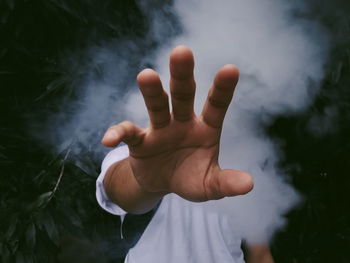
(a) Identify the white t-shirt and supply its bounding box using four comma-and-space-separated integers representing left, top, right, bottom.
96, 146, 245, 263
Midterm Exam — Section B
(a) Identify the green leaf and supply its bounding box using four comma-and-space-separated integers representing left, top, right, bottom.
15, 251, 24, 263
36, 78, 67, 100
42, 214, 59, 246
1, 244, 10, 263
7, 238, 19, 254
332, 62, 343, 84
35, 191, 53, 209
5, 0, 15, 10
72, 158, 98, 177
63, 205, 83, 229
25, 223, 36, 250
26, 255, 34, 263
5, 217, 17, 240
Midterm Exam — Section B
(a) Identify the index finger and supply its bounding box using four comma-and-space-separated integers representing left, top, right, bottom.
201, 64, 239, 129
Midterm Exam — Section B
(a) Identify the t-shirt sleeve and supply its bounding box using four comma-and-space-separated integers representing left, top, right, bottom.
96, 145, 129, 216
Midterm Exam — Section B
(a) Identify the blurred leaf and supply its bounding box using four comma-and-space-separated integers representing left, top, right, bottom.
1, 244, 10, 263
24, 254, 34, 263
25, 223, 36, 250
42, 213, 59, 246
0, 71, 13, 75
72, 159, 98, 177
1, 11, 9, 24
5, 0, 15, 10
8, 238, 19, 254
15, 251, 24, 263
36, 78, 67, 101
50, 0, 87, 23
0, 48, 8, 59
34, 191, 53, 209
32, 170, 47, 187
332, 62, 343, 84
5, 217, 17, 240
63, 206, 83, 229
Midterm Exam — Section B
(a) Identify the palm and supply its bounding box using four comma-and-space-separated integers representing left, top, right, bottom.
103, 46, 253, 201
129, 117, 220, 201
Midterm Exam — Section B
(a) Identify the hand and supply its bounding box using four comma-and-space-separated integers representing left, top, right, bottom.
102, 45, 253, 202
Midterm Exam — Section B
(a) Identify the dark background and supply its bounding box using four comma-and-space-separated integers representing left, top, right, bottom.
0, 0, 349, 262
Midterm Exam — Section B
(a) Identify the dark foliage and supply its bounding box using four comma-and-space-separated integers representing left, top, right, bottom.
0, 1, 148, 262
270, 2, 350, 262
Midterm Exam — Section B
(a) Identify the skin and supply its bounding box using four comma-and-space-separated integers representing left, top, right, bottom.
102, 45, 274, 262
246, 244, 275, 263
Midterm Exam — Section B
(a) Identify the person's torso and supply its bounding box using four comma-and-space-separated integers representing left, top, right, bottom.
125, 194, 245, 263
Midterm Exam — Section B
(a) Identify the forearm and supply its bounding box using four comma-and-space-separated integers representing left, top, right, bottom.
246, 244, 274, 263
103, 157, 165, 214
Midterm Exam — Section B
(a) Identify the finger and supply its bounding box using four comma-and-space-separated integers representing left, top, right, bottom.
201, 64, 239, 128
208, 169, 254, 199
170, 45, 196, 122
137, 69, 171, 129
102, 121, 144, 147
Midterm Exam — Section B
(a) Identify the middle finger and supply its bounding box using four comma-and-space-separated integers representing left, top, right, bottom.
169, 46, 196, 122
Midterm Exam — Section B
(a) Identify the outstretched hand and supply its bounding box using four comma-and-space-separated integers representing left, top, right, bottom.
102, 46, 253, 202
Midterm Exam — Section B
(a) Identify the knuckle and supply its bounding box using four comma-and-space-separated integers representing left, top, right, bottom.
174, 114, 193, 122
202, 115, 222, 129
208, 97, 229, 108
121, 120, 133, 127
152, 119, 170, 129
148, 103, 169, 113
118, 121, 134, 136
144, 92, 164, 99
171, 91, 195, 101
216, 85, 233, 93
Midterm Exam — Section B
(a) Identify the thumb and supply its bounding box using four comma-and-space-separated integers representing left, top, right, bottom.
211, 169, 254, 199
102, 121, 144, 147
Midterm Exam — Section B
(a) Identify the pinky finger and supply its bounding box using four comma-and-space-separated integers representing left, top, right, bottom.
101, 121, 144, 147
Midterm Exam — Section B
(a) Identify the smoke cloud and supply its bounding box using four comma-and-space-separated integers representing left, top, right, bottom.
44, 0, 329, 244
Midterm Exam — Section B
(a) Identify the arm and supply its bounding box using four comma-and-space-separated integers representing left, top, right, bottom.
103, 158, 165, 214
102, 45, 253, 214
246, 244, 275, 263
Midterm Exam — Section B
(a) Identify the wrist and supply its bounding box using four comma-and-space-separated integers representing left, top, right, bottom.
104, 158, 166, 214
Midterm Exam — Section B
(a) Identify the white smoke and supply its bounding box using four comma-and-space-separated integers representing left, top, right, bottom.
46, 0, 329, 244
126, 0, 329, 244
